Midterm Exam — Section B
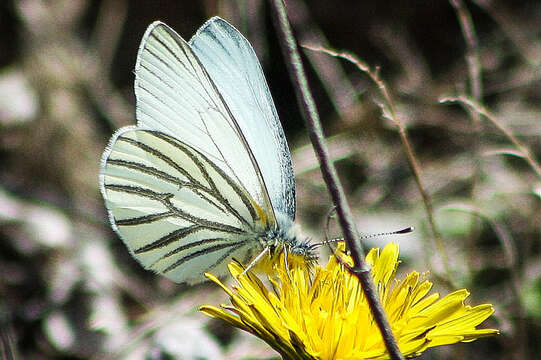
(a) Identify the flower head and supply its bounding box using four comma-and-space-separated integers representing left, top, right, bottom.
200, 243, 498, 359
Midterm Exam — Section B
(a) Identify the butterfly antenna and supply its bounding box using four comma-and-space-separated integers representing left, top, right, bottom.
310, 226, 414, 249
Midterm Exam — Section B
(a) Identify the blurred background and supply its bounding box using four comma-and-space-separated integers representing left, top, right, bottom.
1, 0, 540, 359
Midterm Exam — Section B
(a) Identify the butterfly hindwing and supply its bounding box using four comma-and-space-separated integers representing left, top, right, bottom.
100, 128, 264, 283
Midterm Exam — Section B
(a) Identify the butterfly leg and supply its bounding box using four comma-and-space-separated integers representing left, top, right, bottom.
241, 246, 270, 276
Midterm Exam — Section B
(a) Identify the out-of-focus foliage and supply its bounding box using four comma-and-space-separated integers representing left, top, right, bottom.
0, 0, 539, 359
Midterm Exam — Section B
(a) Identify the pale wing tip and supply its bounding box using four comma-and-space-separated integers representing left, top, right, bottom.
201, 16, 230, 29
140, 21, 169, 46
135, 21, 181, 73
190, 16, 236, 44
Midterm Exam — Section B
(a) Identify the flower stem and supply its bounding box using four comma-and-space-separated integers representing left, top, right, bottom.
268, 1, 404, 359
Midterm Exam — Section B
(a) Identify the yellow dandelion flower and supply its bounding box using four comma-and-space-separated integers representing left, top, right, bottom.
200, 243, 498, 359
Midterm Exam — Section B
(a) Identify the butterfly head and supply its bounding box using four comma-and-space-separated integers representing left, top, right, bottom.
254, 212, 318, 273
283, 234, 319, 270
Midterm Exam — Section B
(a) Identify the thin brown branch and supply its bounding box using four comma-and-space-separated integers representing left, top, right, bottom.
450, 0, 483, 118
268, 1, 404, 359
449, 0, 484, 282
440, 95, 541, 177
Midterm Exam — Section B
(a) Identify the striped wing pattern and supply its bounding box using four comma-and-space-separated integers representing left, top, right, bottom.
100, 129, 265, 284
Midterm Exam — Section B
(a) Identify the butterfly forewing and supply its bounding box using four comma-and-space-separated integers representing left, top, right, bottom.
100, 129, 263, 283
190, 17, 296, 220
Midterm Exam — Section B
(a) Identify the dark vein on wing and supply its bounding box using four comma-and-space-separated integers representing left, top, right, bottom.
107, 157, 227, 214
208, 240, 251, 271
134, 225, 203, 253
161, 241, 246, 274
152, 131, 256, 225
105, 184, 244, 234
136, 68, 208, 129
160, 237, 242, 259
117, 135, 199, 184
108, 158, 185, 185
148, 31, 207, 98
115, 211, 174, 226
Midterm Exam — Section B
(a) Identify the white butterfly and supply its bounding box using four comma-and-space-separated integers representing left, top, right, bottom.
99, 17, 316, 284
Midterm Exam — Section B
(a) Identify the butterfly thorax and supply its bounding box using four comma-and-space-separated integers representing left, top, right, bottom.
253, 212, 318, 274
